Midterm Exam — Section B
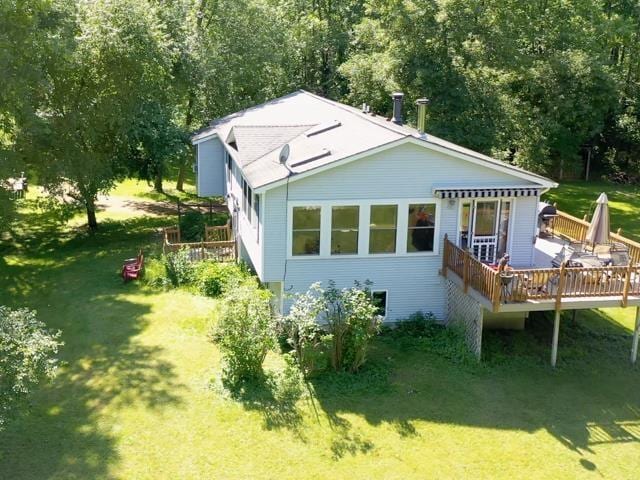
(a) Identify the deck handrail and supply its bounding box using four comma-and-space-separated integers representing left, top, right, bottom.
442, 237, 640, 312
162, 222, 236, 261
553, 209, 640, 265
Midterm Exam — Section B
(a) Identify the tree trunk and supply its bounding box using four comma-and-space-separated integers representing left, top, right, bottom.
176, 160, 187, 192
86, 203, 98, 230
154, 171, 164, 193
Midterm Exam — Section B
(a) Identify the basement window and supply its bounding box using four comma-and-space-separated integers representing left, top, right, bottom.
371, 291, 388, 318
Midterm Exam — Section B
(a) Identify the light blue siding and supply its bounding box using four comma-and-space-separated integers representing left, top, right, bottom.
197, 137, 225, 196
260, 141, 540, 321
509, 195, 539, 267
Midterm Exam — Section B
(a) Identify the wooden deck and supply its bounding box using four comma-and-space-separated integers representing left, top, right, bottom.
162, 224, 236, 262
441, 209, 640, 314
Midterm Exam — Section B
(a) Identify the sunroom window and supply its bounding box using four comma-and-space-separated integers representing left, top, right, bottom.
407, 203, 436, 252
292, 206, 321, 255
369, 205, 397, 254
331, 205, 359, 255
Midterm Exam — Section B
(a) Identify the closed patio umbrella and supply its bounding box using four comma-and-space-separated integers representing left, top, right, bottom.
585, 192, 610, 246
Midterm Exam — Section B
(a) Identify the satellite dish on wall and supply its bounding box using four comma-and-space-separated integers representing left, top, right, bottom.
279, 144, 290, 164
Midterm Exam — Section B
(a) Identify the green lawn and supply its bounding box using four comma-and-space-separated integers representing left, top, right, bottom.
1, 182, 639, 479
543, 179, 640, 241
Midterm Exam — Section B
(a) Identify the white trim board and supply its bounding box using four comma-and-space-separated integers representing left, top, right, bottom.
255, 136, 557, 193
286, 198, 441, 260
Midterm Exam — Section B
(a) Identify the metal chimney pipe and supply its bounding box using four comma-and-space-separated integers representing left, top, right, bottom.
391, 92, 404, 125
415, 98, 430, 134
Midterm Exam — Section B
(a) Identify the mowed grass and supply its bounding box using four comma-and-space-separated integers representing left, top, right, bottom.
0, 182, 639, 479
544, 179, 640, 241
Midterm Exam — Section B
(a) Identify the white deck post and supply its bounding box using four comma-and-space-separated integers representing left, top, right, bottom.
551, 310, 561, 367
631, 307, 640, 364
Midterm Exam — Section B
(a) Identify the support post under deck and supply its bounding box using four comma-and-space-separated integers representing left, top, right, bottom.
631, 307, 640, 365
551, 310, 561, 367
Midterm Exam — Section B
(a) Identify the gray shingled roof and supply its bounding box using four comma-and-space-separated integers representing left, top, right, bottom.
193, 90, 556, 190
229, 125, 315, 167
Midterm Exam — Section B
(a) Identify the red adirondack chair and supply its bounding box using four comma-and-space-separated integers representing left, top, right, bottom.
122, 250, 144, 282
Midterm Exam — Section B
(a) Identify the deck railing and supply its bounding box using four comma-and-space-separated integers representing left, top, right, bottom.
442, 237, 640, 311
553, 210, 640, 265
162, 222, 236, 262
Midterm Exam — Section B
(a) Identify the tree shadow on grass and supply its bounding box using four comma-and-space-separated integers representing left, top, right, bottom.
219, 374, 306, 438
306, 312, 640, 469
0, 214, 186, 479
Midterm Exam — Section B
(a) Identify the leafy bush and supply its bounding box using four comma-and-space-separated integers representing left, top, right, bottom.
165, 248, 195, 286
281, 281, 382, 375
144, 257, 171, 289
179, 210, 230, 242
194, 261, 255, 297
322, 281, 381, 372
211, 285, 275, 383
0, 306, 62, 429
383, 312, 475, 365
280, 283, 331, 376
179, 211, 206, 242
393, 311, 439, 337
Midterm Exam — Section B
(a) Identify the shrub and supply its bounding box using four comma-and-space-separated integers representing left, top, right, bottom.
211, 285, 275, 383
179, 211, 230, 242
194, 261, 255, 297
165, 248, 195, 286
384, 312, 475, 365
280, 283, 331, 376
322, 281, 381, 372
144, 257, 171, 289
179, 211, 206, 242
0, 306, 62, 429
393, 311, 439, 337
282, 281, 382, 375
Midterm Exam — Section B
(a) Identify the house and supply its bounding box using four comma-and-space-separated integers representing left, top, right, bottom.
192, 90, 640, 364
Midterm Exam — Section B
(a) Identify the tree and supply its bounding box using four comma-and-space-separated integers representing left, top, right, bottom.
211, 285, 275, 383
31, 0, 178, 228
0, 0, 74, 231
0, 306, 62, 430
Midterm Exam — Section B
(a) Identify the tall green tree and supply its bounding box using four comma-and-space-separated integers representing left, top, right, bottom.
32, 0, 177, 228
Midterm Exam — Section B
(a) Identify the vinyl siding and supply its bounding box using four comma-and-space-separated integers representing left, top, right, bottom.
196, 137, 225, 196
226, 154, 264, 278
259, 141, 540, 321
509, 195, 539, 267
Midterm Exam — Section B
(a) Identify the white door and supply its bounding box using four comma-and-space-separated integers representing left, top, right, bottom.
470, 200, 499, 263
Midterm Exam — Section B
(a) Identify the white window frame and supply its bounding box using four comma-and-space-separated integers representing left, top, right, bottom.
290, 205, 323, 256
286, 198, 441, 260
225, 151, 232, 186
371, 290, 389, 319
330, 204, 360, 256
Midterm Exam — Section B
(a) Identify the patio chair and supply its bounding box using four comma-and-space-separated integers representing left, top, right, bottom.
122, 250, 144, 282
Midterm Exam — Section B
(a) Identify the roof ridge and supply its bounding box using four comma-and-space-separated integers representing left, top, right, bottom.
298, 90, 412, 137
232, 123, 316, 129
209, 90, 308, 127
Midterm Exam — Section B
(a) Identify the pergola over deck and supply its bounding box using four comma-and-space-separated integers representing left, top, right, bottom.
441, 209, 640, 366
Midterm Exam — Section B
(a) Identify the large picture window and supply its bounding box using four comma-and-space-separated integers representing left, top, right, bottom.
407, 203, 436, 252
331, 206, 359, 255
369, 205, 397, 254
292, 206, 321, 255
